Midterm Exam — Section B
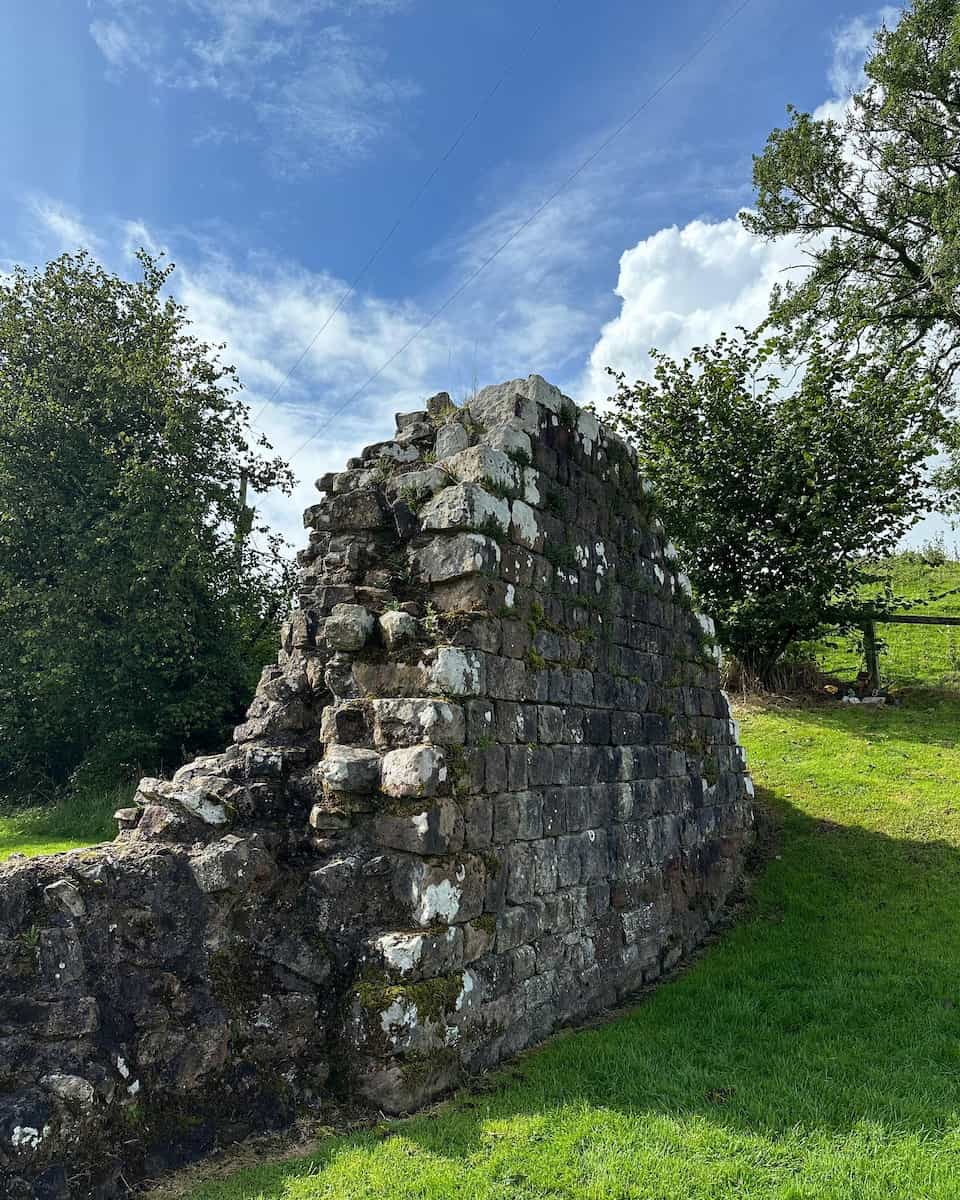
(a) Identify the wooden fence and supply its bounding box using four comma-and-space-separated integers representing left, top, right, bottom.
860, 613, 960, 690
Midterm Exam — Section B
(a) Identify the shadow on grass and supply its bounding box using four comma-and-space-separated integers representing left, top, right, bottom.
185, 781, 960, 1198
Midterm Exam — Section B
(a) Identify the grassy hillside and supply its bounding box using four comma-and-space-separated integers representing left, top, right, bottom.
0, 781, 127, 861
174, 692, 960, 1200
814, 552, 960, 688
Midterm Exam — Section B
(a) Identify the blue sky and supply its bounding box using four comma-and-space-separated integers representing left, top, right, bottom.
3, 0, 943, 546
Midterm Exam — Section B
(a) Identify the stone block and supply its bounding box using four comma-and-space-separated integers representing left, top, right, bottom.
435, 421, 470, 458
532, 839, 559, 894
510, 500, 543, 550
507, 745, 528, 790
486, 422, 533, 461
506, 843, 535, 903
381, 745, 447, 798
318, 745, 381, 794
372, 921, 465, 979
462, 794, 493, 848
485, 655, 526, 701
402, 856, 486, 926
439, 445, 520, 494
370, 698, 466, 749
379, 610, 417, 649
426, 647, 485, 697
419, 483, 510, 534
374, 798, 464, 854
324, 604, 376, 652
414, 533, 501, 582
306, 489, 385, 531
537, 705, 564, 744
468, 380, 539, 431
557, 835, 582, 888
386, 466, 449, 501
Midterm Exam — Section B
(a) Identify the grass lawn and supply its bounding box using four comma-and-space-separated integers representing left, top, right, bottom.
814, 554, 960, 688
173, 691, 960, 1200
0, 780, 128, 861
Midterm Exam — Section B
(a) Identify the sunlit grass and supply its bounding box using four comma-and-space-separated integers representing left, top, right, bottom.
0, 780, 128, 861
815, 555, 960, 688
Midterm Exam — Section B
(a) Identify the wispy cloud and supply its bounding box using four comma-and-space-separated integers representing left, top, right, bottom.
827, 6, 900, 98
28, 197, 104, 254
89, 18, 152, 70
259, 26, 420, 175
87, 0, 418, 172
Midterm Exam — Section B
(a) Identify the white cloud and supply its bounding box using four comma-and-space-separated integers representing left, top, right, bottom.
89, 18, 150, 70
87, 0, 416, 170
259, 26, 420, 175
582, 218, 808, 406
826, 6, 899, 99
28, 197, 103, 253
108, 227, 460, 545
580, 7, 902, 409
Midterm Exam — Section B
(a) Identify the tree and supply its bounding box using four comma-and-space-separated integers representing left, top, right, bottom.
744, 1, 960, 390
0, 251, 294, 792
604, 331, 938, 679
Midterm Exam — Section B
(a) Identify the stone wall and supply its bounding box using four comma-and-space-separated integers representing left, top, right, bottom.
0, 376, 754, 1198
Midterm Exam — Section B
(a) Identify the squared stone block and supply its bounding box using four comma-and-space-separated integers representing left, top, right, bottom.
380, 745, 447, 798
419, 483, 510, 535
373, 797, 464, 854
439, 445, 520, 495
370, 699, 466, 750
413, 533, 501, 583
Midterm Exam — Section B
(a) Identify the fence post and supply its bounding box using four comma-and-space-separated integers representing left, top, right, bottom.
862, 620, 880, 692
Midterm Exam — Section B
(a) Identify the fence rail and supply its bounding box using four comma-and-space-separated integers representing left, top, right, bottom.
860, 613, 960, 689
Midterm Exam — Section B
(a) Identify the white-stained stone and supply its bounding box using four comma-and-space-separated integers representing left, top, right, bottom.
43, 879, 86, 919
486, 422, 533, 461
318, 745, 382, 794
427, 648, 484, 696
435, 422, 470, 458
468, 380, 539, 432
576, 408, 600, 451
386, 466, 449, 501
324, 604, 375, 652
377, 441, 421, 464
438, 445, 520, 495
414, 533, 501, 583
522, 467, 542, 506
370, 698, 466, 748
419, 483, 510, 535
380, 744, 446, 798
373, 926, 464, 977
173, 785, 230, 825
510, 500, 542, 550
41, 1074, 96, 1108
518, 374, 566, 414
379, 610, 417, 649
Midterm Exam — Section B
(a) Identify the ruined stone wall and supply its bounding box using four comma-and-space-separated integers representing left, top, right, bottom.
0, 376, 754, 1199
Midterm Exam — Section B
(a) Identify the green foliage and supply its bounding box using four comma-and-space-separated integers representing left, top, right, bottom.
0, 251, 295, 790
604, 329, 938, 679
744, 0, 960, 496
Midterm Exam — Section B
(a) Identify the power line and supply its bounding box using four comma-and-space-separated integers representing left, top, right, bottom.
247, 0, 563, 429
287, 0, 754, 463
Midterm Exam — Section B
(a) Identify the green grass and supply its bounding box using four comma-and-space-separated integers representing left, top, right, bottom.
0, 780, 128, 861
814, 553, 960, 688
181, 692, 960, 1200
